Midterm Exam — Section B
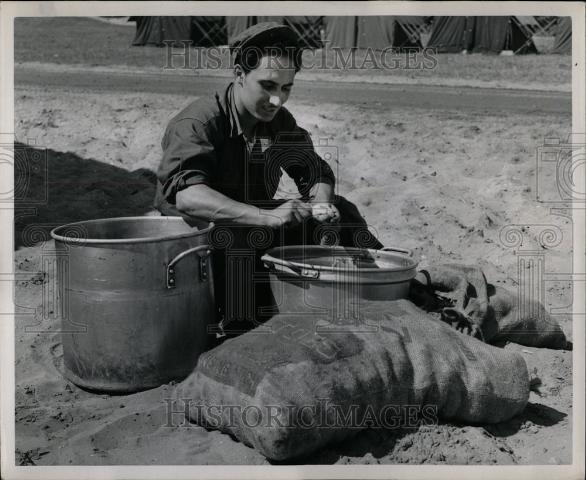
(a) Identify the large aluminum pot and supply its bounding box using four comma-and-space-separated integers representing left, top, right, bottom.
50, 216, 215, 393
261, 246, 418, 319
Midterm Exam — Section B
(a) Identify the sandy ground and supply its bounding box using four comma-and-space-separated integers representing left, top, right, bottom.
13, 70, 574, 465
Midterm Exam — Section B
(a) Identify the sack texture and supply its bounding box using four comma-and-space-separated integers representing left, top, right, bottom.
176, 299, 529, 460
409, 264, 567, 348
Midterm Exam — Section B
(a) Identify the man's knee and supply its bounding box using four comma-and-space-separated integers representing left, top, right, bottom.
333, 195, 384, 249
333, 195, 367, 226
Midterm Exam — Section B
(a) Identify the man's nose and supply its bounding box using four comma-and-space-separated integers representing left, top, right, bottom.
269, 95, 283, 107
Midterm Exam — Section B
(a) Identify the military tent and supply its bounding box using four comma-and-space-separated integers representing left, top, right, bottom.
427, 16, 536, 54
132, 16, 227, 47
225, 16, 255, 44
284, 16, 324, 48
511, 16, 558, 53
553, 17, 572, 54
388, 16, 430, 48
132, 16, 433, 50
356, 17, 395, 49
224, 16, 323, 48
132, 16, 192, 47
325, 16, 428, 49
324, 16, 356, 48
191, 17, 227, 46
256, 16, 285, 24
426, 16, 474, 53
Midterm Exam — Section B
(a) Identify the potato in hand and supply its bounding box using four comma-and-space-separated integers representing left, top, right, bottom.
311, 203, 341, 224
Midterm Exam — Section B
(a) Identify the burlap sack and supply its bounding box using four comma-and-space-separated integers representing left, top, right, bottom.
409, 264, 567, 348
176, 299, 529, 460
488, 285, 567, 348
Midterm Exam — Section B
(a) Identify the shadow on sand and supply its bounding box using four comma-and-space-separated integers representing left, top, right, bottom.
482, 402, 567, 438
13, 142, 158, 249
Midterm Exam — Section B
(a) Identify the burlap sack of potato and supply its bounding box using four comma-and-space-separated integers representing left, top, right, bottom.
409, 264, 567, 348
176, 299, 529, 461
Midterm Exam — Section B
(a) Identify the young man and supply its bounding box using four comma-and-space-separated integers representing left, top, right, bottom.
154, 23, 382, 333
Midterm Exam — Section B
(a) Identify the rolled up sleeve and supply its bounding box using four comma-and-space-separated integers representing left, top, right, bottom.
157, 118, 217, 205
275, 120, 336, 198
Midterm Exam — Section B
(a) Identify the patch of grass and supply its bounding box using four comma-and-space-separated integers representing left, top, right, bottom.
14, 17, 571, 86
15, 17, 167, 67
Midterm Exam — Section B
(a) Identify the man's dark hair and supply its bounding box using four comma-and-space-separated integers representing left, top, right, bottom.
234, 41, 303, 74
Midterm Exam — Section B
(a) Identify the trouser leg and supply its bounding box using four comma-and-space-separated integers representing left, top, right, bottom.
210, 224, 270, 336
332, 195, 384, 249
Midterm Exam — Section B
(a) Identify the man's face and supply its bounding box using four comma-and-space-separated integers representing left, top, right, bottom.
237, 53, 296, 122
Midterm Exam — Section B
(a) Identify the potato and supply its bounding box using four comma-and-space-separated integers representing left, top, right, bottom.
311, 203, 340, 223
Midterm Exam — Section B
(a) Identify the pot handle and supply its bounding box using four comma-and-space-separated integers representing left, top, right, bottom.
380, 246, 414, 257
262, 256, 320, 279
167, 245, 212, 289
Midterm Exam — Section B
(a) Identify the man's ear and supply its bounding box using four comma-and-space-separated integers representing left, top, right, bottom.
234, 65, 245, 86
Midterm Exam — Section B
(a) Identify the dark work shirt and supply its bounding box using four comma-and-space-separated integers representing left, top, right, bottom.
154, 82, 336, 216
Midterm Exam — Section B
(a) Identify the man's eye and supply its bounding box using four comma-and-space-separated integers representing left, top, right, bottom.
283, 87, 292, 94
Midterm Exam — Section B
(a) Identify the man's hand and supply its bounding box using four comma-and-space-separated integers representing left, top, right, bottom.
308, 202, 340, 246
264, 199, 313, 229
311, 203, 341, 224
308, 182, 340, 225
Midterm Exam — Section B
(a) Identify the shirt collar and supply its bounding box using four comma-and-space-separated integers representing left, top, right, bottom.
227, 82, 244, 138
218, 82, 277, 139
214, 83, 240, 139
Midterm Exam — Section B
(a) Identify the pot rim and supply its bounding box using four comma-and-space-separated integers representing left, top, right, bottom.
262, 245, 419, 275
50, 216, 214, 245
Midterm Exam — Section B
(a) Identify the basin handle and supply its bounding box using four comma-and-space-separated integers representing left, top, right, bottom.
262, 256, 320, 279
167, 245, 212, 288
380, 246, 413, 257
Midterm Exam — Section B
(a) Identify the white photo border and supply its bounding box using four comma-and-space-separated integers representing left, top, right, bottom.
1, 2, 584, 479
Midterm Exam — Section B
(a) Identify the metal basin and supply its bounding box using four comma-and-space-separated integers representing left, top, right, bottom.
50, 216, 215, 393
262, 246, 418, 320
